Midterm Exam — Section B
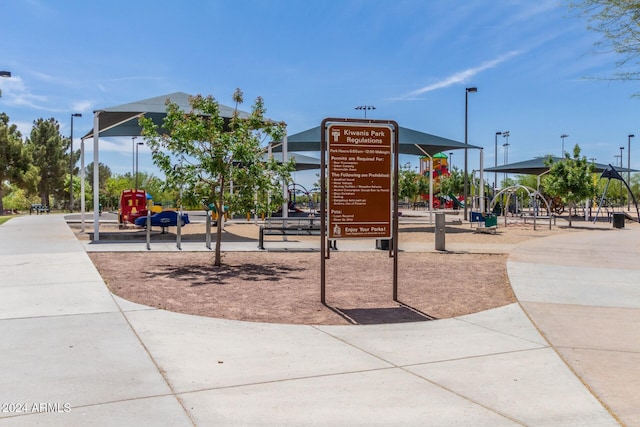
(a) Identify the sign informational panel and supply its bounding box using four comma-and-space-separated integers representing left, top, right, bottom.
327, 123, 393, 239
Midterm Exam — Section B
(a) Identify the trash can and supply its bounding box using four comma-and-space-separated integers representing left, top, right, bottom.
484, 214, 498, 228
612, 212, 625, 229
376, 238, 393, 250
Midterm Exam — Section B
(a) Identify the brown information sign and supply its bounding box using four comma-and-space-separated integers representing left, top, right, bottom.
328, 123, 393, 239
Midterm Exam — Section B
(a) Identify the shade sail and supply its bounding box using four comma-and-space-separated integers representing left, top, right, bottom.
81, 92, 248, 140
484, 156, 637, 175
272, 125, 480, 156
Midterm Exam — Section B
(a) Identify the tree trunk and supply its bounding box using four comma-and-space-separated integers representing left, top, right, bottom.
0, 187, 4, 215
568, 202, 573, 227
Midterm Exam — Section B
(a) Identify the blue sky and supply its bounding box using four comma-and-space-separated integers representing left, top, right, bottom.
1, 0, 638, 190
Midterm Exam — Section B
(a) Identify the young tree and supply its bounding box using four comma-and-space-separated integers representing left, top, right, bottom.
543, 144, 596, 227
26, 118, 69, 207
104, 175, 132, 211
140, 90, 293, 266
398, 164, 419, 205
0, 113, 29, 215
439, 166, 464, 197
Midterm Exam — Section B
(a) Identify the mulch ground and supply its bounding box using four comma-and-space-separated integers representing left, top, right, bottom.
89, 249, 513, 325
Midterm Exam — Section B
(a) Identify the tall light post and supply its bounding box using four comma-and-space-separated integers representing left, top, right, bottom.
449, 152, 453, 169
464, 87, 477, 221
354, 105, 375, 118
69, 113, 82, 212
560, 134, 569, 157
131, 136, 137, 179
502, 131, 510, 186
494, 131, 503, 190
628, 134, 634, 210
620, 146, 625, 205
135, 141, 144, 190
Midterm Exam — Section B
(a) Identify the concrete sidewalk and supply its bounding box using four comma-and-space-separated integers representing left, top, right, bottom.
0, 214, 633, 426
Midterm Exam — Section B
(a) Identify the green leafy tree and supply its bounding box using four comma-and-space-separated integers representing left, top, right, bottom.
86, 162, 112, 194
571, 0, 640, 83
439, 166, 464, 197
140, 90, 293, 266
398, 164, 419, 205
543, 144, 596, 226
104, 175, 132, 211
2, 184, 31, 212
26, 118, 69, 207
0, 113, 29, 215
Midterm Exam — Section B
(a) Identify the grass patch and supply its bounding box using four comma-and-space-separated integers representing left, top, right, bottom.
0, 215, 15, 226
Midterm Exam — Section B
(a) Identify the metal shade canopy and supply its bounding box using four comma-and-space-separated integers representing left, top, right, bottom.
262, 152, 321, 171
81, 91, 248, 140
80, 92, 250, 242
271, 125, 480, 156
484, 156, 637, 175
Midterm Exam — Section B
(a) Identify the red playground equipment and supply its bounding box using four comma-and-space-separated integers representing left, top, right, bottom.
118, 189, 149, 226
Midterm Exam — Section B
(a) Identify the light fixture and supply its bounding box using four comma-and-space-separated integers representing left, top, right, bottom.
354, 105, 376, 118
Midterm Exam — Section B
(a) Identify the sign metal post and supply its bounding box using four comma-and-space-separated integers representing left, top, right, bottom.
320, 118, 399, 304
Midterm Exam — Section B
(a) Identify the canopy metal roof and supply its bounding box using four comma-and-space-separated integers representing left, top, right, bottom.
81, 91, 248, 140
484, 156, 637, 175
271, 125, 479, 156
262, 152, 321, 171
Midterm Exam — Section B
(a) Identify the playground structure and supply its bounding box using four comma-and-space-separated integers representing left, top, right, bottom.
418, 153, 463, 210
287, 183, 316, 216
593, 164, 640, 223
117, 189, 162, 227
487, 185, 554, 230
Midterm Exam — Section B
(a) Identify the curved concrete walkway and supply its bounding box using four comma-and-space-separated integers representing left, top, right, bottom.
0, 214, 635, 426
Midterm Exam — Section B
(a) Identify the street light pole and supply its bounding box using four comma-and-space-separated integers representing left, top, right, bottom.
628, 134, 634, 210
620, 146, 625, 205
494, 131, 502, 191
502, 131, 510, 186
464, 87, 477, 221
131, 136, 137, 181
449, 152, 453, 169
69, 113, 82, 212
135, 141, 143, 190
561, 134, 569, 157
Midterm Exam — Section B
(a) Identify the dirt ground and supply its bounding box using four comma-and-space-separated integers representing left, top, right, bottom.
83, 214, 589, 325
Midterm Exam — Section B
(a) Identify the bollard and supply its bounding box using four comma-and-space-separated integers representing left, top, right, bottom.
435, 212, 446, 251
205, 212, 212, 250
146, 210, 151, 250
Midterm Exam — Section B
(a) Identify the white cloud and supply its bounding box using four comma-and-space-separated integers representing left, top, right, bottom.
399, 51, 521, 100
72, 100, 94, 113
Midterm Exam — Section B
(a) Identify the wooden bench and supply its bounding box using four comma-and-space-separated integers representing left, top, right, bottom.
258, 217, 329, 250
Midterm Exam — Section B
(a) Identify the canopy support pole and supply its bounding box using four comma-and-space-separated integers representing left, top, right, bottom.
414, 144, 433, 224
93, 112, 101, 241
80, 137, 86, 232
479, 149, 485, 213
